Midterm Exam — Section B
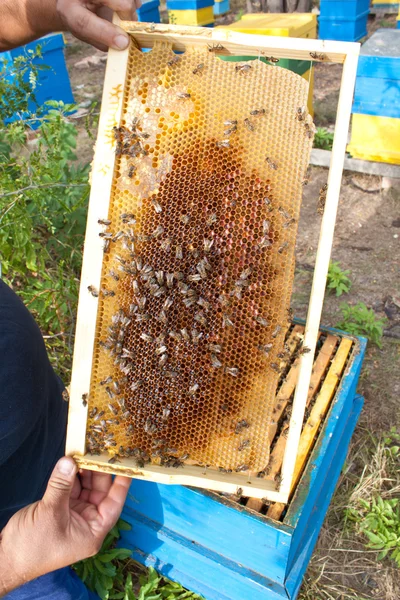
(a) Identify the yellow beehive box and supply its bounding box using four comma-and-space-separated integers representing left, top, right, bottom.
217, 13, 317, 38
372, 0, 399, 4
302, 67, 314, 116
168, 6, 214, 25
347, 114, 400, 164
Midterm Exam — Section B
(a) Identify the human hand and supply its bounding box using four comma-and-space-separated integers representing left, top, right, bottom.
0, 457, 131, 594
56, 0, 142, 51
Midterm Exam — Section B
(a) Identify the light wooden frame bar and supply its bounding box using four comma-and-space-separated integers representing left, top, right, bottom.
66, 21, 359, 504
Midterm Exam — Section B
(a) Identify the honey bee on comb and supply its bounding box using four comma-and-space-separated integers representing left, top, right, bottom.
80, 40, 315, 475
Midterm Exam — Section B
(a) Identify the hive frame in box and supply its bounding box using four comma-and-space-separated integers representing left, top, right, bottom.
66, 19, 359, 504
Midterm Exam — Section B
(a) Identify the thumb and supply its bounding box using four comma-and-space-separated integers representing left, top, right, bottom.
42, 457, 78, 512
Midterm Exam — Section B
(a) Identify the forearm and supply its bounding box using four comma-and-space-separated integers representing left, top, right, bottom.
0, 0, 63, 51
0, 534, 26, 597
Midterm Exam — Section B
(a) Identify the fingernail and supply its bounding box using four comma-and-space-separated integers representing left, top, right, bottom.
113, 35, 129, 50
57, 458, 75, 476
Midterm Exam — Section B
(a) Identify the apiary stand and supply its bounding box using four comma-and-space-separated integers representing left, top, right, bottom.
118, 326, 366, 600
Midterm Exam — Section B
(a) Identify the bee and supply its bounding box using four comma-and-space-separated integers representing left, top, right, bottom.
224, 366, 239, 377
175, 245, 183, 260
263, 219, 271, 235
267, 54, 280, 63
121, 348, 135, 360
207, 43, 224, 52
255, 316, 269, 327
224, 124, 237, 136
244, 118, 255, 132
250, 108, 266, 116
103, 239, 110, 254
181, 328, 190, 342
194, 312, 207, 326
191, 329, 203, 344
224, 119, 237, 127
160, 238, 171, 253
130, 380, 143, 392
100, 376, 113, 386
287, 307, 294, 320
258, 343, 273, 356
207, 213, 217, 226
151, 198, 162, 213
167, 55, 180, 67
222, 313, 234, 328
203, 238, 214, 253
108, 269, 119, 281
105, 386, 114, 400
211, 354, 222, 369
270, 362, 281, 374
127, 164, 136, 178
300, 345, 311, 355
304, 123, 314, 139
236, 464, 249, 472
278, 206, 291, 220
168, 330, 181, 342
258, 236, 272, 250
283, 218, 296, 229
235, 63, 252, 73
108, 403, 119, 416
302, 178, 309, 186
101, 288, 115, 297
296, 106, 306, 122
217, 139, 230, 148
310, 51, 326, 60
180, 214, 190, 225
177, 92, 191, 100
209, 343, 222, 354
156, 345, 168, 356
98, 218, 111, 226
188, 273, 201, 283
272, 324, 282, 338
88, 285, 99, 297
266, 157, 278, 170
274, 474, 283, 490
131, 116, 140, 129
193, 63, 205, 75
120, 212, 135, 222
108, 456, 120, 465
159, 353, 168, 367
238, 439, 250, 451
162, 408, 171, 421
197, 297, 210, 311
81, 393, 88, 407
278, 241, 288, 254
235, 419, 250, 434
188, 383, 199, 396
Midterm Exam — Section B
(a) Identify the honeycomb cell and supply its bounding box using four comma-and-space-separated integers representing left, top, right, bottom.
86, 41, 314, 473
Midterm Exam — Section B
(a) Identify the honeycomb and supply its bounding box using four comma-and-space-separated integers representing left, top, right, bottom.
85, 41, 314, 473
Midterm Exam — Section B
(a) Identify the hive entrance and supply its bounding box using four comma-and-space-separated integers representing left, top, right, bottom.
85, 41, 314, 475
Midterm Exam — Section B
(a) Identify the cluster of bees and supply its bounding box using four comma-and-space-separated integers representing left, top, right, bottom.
82, 47, 316, 472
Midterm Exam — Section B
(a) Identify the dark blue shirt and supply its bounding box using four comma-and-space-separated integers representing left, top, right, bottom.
0, 280, 67, 529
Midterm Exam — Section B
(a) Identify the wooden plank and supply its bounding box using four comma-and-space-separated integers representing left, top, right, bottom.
310, 148, 400, 178
73, 453, 285, 501
121, 22, 360, 64
246, 332, 336, 513
65, 37, 131, 456
267, 337, 352, 520
279, 48, 359, 502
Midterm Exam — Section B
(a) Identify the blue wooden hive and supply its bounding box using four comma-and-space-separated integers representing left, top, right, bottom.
1, 33, 74, 120
137, 0, 161, 23
120, 324, 366, 600
319, 0, 370, 41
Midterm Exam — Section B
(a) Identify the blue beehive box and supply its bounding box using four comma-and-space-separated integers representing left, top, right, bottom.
320, 0, 370, 18
214, 0, 230, 15
167, 0, 213, 8
138, 0, 161, 22
319, 11, 369, 41
353, 28, 400, 117
119, 325, 366, 600
4, 33, 74, 118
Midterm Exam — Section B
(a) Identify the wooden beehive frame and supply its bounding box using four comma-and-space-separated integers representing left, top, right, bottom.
66, 19, 359, 503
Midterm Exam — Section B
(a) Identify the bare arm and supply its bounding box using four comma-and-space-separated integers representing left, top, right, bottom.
0, 457, 131, 597
0, 0, 141, 52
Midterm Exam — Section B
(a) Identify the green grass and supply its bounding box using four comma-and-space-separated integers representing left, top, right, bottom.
336, 303, 387, 348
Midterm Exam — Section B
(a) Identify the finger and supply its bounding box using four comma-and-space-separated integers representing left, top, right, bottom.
66, 4, 130, 50
91, 471, 113, 493
80, 469, 93, 491
71, 474, 82, 500
42, 457, 77, 513
96, 477, 131, 533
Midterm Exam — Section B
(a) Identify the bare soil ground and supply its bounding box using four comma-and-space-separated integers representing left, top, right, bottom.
64, 11, 400, 597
